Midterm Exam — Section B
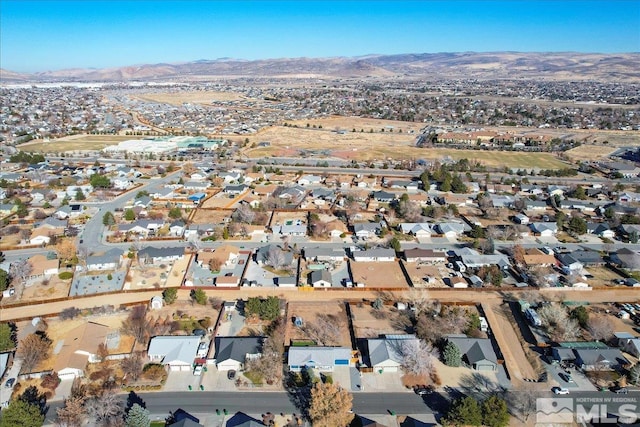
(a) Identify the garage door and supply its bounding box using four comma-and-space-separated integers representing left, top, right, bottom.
380, 366, 398, 373
58, 372, 77, 380
476, 364, 495, 371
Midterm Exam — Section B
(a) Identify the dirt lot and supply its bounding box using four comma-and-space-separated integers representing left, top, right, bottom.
190, 208, 232, 225
244, 125, 571, 169
125, 256, 190, 290
285, 301, 352, 347
20, 135, 144, 153
132, 91, 248, 105
350, 303, 410, 338
402, 263, 447, 288
20, 276, 72, 302
585, 266, 627, 288
200, 192, 244, 210
271, 211, 307, 227
349, 261, 410, 288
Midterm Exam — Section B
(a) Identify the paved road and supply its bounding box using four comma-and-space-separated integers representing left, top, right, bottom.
44, 391, 435, 425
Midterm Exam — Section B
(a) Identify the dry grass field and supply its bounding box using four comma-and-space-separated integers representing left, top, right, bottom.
286, 116, 425, 134
244, 124, 571, 169
350, 303, 409, 338
285, 301, 352, 347
132, 91, 247, 105
349, 261, 410, 288
20, 134, 145, 153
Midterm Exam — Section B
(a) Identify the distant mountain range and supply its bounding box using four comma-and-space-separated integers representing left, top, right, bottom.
2, 52, 639, 82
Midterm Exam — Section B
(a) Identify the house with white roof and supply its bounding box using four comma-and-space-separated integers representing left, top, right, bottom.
147, 336, 201, 371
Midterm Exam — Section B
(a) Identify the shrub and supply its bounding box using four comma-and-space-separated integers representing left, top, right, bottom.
58, 272, 73, 280
142, 364, 167, 381
40, 373, 60, 390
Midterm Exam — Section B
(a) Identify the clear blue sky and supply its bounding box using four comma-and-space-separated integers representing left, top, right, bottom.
1, 0, 639, 72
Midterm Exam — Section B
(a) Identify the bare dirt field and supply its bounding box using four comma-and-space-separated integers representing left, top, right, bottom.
125, 257, 190, 290
20, 276, 72, 302
349, 261, 410, 288
350, 303, 409, 338
20, 134, 145, 153
190, 208, 232, 225
285, 301, 352, 347
286, 116, 424, 134
585, 267, 627, 288
244, 125, 570, 169
402, 264, 447, 288
132, 91, 248, 105
564, 144, 619, 162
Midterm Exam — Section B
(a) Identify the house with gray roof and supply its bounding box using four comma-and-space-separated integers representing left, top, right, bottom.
84, 248, 122, 271
530, 222, 558, 236
147, 336, 201, 371
256, 244, 294, 267
214, 337, 263, 371
353, 222, 382, 240
308, 270, 332, 287
366, 334, 419, 373
138, 247, 184, 265
287, 346, 352, 372
445, 335, 498, 371
303, 247, 345, 262
352, 248, 396, 262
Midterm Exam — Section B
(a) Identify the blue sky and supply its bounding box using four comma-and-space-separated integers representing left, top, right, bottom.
1, 1, 639, 72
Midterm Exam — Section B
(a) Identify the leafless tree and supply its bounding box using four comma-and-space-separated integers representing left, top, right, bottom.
265, 246, 286, 269
538, 304, 581, 341
404, 288, 432, 316
415, 306, 467, 344
17, 332, 51, 375
121, 351, 144, 383
397, 200, 422, 222
85, 389, 124, 427
398, 339, 439, 376
588, 315, 614, 342
120, 305, 151, 345
281, 235, 291, 251
10, 258, 32, 284
56, 395, 86, 427
302, 314, 342, 346
507, 383, 542, 422
232, 204, 256, 224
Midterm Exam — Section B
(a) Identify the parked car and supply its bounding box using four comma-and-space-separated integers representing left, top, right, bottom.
193, 329, 206, 336
552, 387, 570, 395
612, 386, 628, 394
561, 372, 574, 383
415, 386, 433, 396
193, 365, 203, 376
4, 378, 15, 388
227, 370, 236, 380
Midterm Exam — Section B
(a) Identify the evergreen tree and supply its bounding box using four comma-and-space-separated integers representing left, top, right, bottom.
482, 395, 510, 427
0, 399, 44, 427
444, 396, 482, 426
443, 341, 462, 367
125, 403, 150, 427
102, 211, 115, 226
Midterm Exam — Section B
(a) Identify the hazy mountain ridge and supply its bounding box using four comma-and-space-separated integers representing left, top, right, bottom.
2, 52, 639, 82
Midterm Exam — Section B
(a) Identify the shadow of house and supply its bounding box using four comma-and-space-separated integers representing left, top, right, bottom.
226, 411, 266, 427
351, 415, 387, 427
167, 408, 203, 427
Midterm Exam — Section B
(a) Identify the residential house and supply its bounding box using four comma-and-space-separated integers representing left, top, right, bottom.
287, 346, 352, 372
326, 220, 348, 238
352, 248, 396, 262
570, 250, 605, 266
575, 348, 628, 371
169, 220, 186, 237
216, 276, 240, 287
276, 276, 297, 287
84, 249, 122, 271
530, 222, 558, 237
138, 247, 184, 265
297, 175, 323, 186
612, 248, 640, 270
147, 336, 201, 371
398, 223, 432, 239
353, 222, 382, 240
54, 322, 110, 379
255, 244, 294, 267
587, 223, 615, 239
183, 181, 210, 191
273, 220, 307, 237
224, 184, 247, 195
0, 204, 17, 216
514, 214, 529, 225
304, 247, 345, 263
27, 254, 59, 279
522, 248, 556, 267
434, 222, 469, 238
308, 270, 332, 287
371, 190, 396, 203
214, 337, 263, 371
556, 253, 584, 274
366, 334, 420, 373
445, 335, 498, 371
29, 229, 52, 246
403, 248, 446, 263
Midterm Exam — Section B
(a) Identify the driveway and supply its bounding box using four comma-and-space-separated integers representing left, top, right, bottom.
51, 378, 74, 402
360, 371, 406, 392
215, 311, 246, 336
163, 370, 204, 392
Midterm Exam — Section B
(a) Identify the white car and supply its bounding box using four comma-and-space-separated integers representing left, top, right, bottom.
193, 365, 203, 376
552, 387, 570, 395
